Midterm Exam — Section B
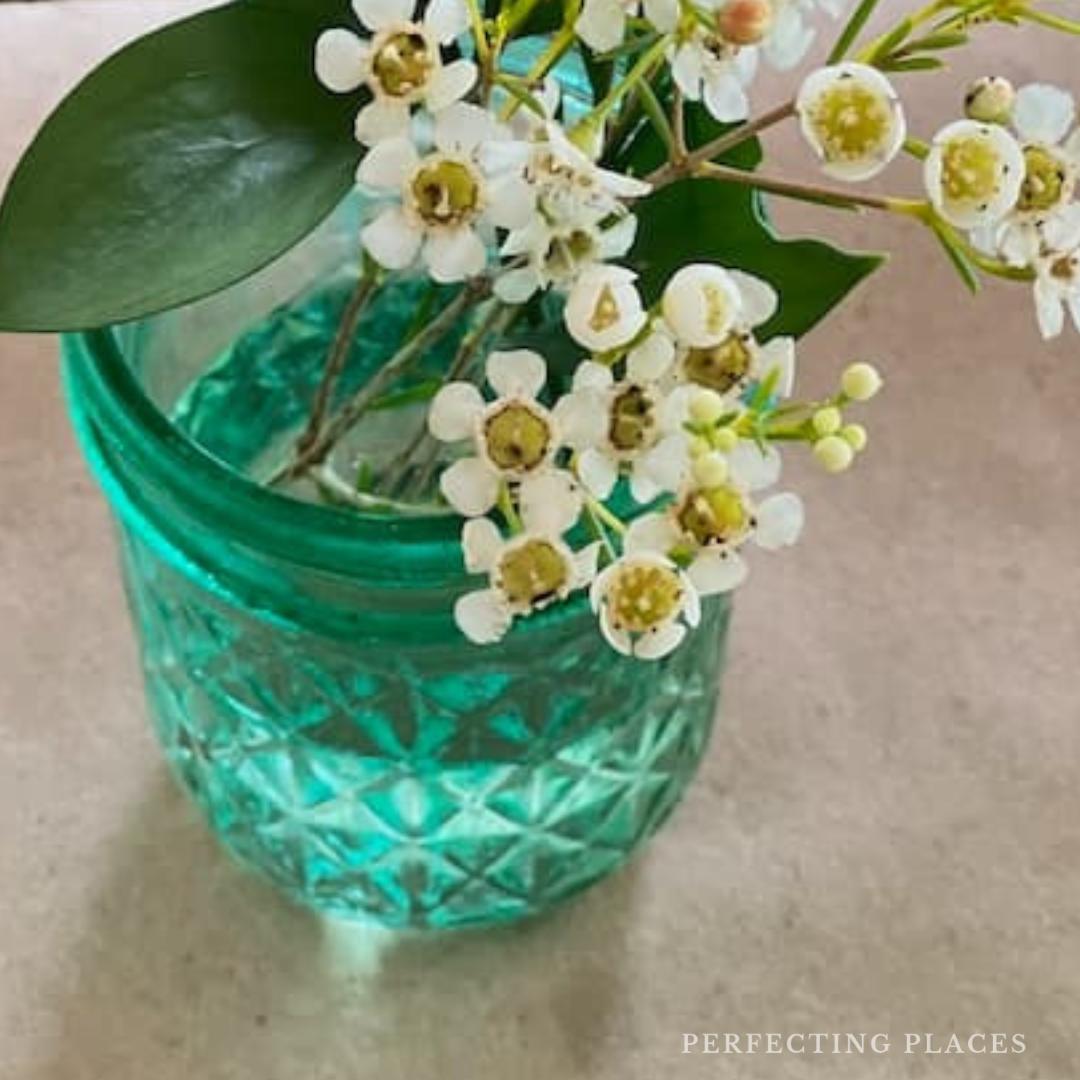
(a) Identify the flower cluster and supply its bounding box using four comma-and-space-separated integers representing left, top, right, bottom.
426, 264, 881, 659
304, 0, 1079, 660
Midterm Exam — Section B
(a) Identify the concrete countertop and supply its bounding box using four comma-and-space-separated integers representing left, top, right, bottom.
2, 3, 1079, 1078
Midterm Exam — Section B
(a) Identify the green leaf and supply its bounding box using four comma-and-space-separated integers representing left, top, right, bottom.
879, 54, 946, 71
0, 1, 357, 331
929, 221, 980, 294
628, 178, 884, 340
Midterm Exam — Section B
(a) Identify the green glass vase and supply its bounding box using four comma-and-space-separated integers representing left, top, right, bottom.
61, 210, 731, 929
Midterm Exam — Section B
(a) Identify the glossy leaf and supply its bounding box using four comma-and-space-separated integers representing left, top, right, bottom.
0, 1, 358, 331
628, 179, 884, 340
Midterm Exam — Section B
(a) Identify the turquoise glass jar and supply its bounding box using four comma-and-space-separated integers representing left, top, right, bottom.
61, 214, 731, 929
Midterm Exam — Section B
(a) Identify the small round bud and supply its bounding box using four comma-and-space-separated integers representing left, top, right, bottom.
812, 406, 843, 437
964, 76, 1015, 125
841, 423, 868, 452
814, 435, 855, 474
689, 435, 712, 460
714, 426, 740, 453
689, 387, 727, 425
841, 362, 883, 401
692, 452, 730, 489
718, 0, 774, 46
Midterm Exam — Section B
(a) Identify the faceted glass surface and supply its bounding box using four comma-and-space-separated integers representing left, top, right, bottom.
61, 206, 731, 928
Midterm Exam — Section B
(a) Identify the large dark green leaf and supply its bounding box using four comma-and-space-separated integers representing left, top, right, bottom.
0, 1, 358, 332
629, 179, 884, 340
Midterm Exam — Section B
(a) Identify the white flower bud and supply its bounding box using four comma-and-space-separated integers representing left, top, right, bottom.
841, 423, 868, 452
564, 266, 647, 353
814, 435, 855, 473
689, 387, 727, 425
812, 406, 842, 436
841, 362, 883, 401
689, 435, 713, 459
692, 452, 730, 489
964, 76, 1015, 124
714, 426, 740, 452
662, 264, 742, 348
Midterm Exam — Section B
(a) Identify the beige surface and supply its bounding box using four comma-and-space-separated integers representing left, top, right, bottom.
2, 3, 1080, 1078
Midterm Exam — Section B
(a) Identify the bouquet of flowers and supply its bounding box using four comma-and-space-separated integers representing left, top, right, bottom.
3, 0, 1077, 662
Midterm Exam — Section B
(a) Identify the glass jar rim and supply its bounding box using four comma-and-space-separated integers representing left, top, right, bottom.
65, 326, 463, 581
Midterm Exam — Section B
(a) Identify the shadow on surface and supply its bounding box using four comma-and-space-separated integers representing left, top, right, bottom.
34, 769, 643, 1080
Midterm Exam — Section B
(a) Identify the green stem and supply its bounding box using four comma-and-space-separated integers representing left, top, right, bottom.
500, 20, 578, 120
586, 495, 627, 536
1021, 7, 1080, 35
573, 34, 671, 142
647, 100, 797, 188
695, 161, 925, 215
269, 278, 491, 485
498, 482, 524, 533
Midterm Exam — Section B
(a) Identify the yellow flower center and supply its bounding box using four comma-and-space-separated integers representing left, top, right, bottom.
371, 29, 433, 99
545, 229, 597, 279
683, 333, 753, 394
483, 402, 552, 472
605, 561, 684, 634
588, 284, 622, 334
498, 539, 569, 608
608, 384, 656, 453
676, 484, 751, 547
808, 81, 892, 164
1017, 145, 1072, 214
940, 134, 1002, 204
410, 158, 482, 227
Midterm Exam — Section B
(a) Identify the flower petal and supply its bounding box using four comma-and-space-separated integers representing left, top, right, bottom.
1034, 278, 1065, 339
703, 71, 750, 124
425, 58, 478, 112
728, 440, 782, 491
624, 512, 680, 556
573, 360, 615, 392
424, 0, 469, 42
485, 176, 537, 231
354, 100, 412, 146
494, 266, 542, 304
519, 470, 583, 535
633, 622, 687, 660
1013, 83, 1076, 146
643, 0, 679, 31
461, 517, 504, 574
552, 389, 608, 449
434, 101, 496, 155
670, 43, 703, 100
352, 0, 414, 33
486, 348, 547, 398
424, 227, 487, 282
576, 0, 627, 52
315, 29, 369, 94
599, 606, 633, 655
455, 588, 513, 645
626, 328, 676, 382
635, 432, 690, 497
572, 541, 602, 588
754, 493, 805, 550
428, 381, 485, 442
440, 456, 500, 516
729, 270, 779, 327
356, 135, 419, 190
687, 550, 748, 595
759, 336, 796, 398
361, 206, 423, 270
579, 447, 619, 499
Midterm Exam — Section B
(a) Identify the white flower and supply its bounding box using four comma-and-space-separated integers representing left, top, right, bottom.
760, 0, 844, 71
624, 480, 804, 596
315, 0, 476, 145
428, 348, 581, 518
590, 553, 701, 660
924, 119, 1025, 230
972, 84, 1080, 267
679, 333, 796, 405
357, 103, 534, 281
453, 512, 600, 645
564, 265, 647, 352
669, 26, 759, 124
576, 0, 679, 53
554, 358, 691, 503
662, 264, 773, 348
796, 63, 905, 182
1030, 206, 1080, 338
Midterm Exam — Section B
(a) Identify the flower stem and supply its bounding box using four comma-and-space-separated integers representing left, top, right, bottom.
1021, 7, 1080, 35
586, 495, 627, 536
269, 277, 492, 486
293, 261, 380, 459
498, 482, 524, 533
694, 161, 924, 214
647, 100, 797, 188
